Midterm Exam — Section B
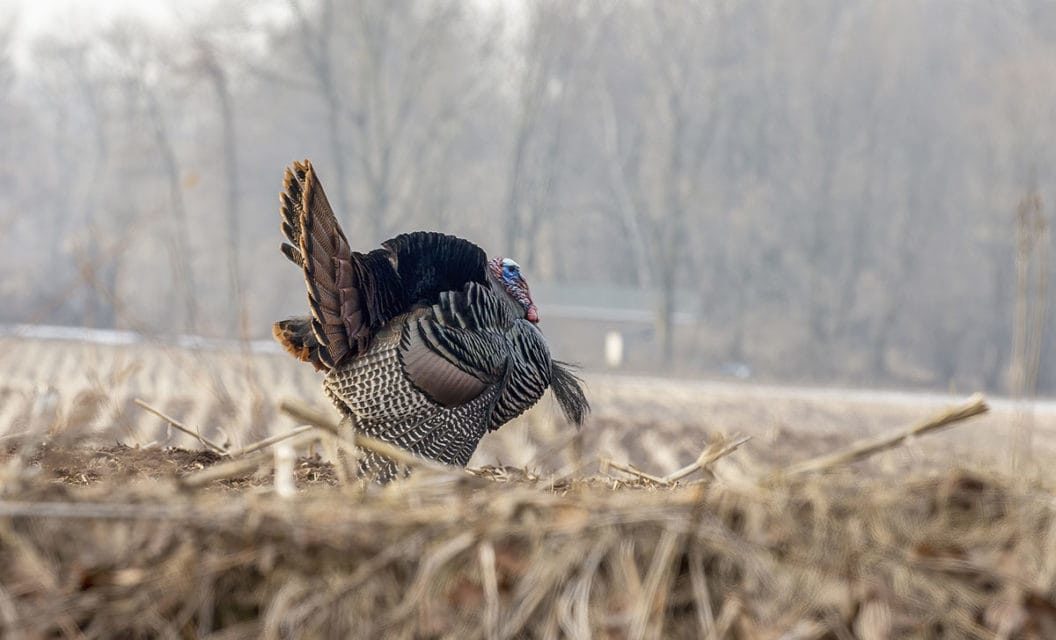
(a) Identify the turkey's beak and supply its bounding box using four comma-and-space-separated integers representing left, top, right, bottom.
526, 304, 539, 324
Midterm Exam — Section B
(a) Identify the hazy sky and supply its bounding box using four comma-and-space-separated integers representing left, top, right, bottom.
11, 0, 212, 35
4, 0, 520, 69
5, 0, 218, 67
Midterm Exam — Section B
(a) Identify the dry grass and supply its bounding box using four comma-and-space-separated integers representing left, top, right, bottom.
5, 337, 1056, 475
3, 338, 1056, 637
0, 394, 1054, 638
1, 446, 1055, 639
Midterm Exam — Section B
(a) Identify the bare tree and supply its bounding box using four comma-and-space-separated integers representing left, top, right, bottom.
4, 0, 1056, 392
194, 37, 245, 337
34, 39, 119, 327
0, 18, 18, 231
1009, 188, 1048, 467
279, 1, 496, 242
100, 24, 200, 333
499, 0, 589, 265
593, 2, 723, 364
287, 0, 352, 229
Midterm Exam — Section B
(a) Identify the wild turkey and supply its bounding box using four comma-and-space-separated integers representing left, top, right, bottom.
273, 160, 588, 479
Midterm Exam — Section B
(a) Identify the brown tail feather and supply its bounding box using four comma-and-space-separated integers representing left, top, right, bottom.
273, 317, 329, 371
279, 161, 308, 267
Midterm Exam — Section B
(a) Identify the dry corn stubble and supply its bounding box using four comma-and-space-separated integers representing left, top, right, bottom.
1, 395, 1055, 638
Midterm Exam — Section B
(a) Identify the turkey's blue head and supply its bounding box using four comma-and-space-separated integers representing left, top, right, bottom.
488, 257, 539, 323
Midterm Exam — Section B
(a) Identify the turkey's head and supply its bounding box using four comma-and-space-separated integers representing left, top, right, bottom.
488, 257, 539, 323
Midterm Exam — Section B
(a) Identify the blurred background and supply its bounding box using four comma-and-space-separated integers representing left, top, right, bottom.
1, 0, 1055, 398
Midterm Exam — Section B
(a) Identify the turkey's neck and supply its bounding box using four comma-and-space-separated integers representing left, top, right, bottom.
487, 274, 528, 321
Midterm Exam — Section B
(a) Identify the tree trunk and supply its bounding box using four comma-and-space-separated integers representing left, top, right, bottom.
1010, 190, 1048, 468
292, 0, 352, 231
144, 85, 199, 334
655, 262, 677, 366
204, 57, 244, 338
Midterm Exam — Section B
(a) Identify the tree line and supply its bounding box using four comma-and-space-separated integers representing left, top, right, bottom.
1, 0, 1055, 394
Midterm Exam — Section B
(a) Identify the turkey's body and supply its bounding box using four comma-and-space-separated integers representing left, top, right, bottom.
272, 160, 586, 479
325, 324, 497, 474
323, 305, 555, 477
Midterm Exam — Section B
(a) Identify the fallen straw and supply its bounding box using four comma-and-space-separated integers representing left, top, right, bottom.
664, 435, 753, 484
601, 458, 671, 485
601, 435, 753, 486
780, 392, 990, 477
236, 425, 315, 456
133, 398, 228, 455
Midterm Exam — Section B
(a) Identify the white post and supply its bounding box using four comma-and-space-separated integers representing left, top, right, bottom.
605, 330, 624, 368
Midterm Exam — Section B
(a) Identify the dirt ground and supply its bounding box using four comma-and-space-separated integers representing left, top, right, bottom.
3, 444, 577, 491
4, 444, 341, 489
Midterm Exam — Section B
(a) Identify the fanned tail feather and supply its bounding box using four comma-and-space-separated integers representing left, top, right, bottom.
279, 161, 308, 267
